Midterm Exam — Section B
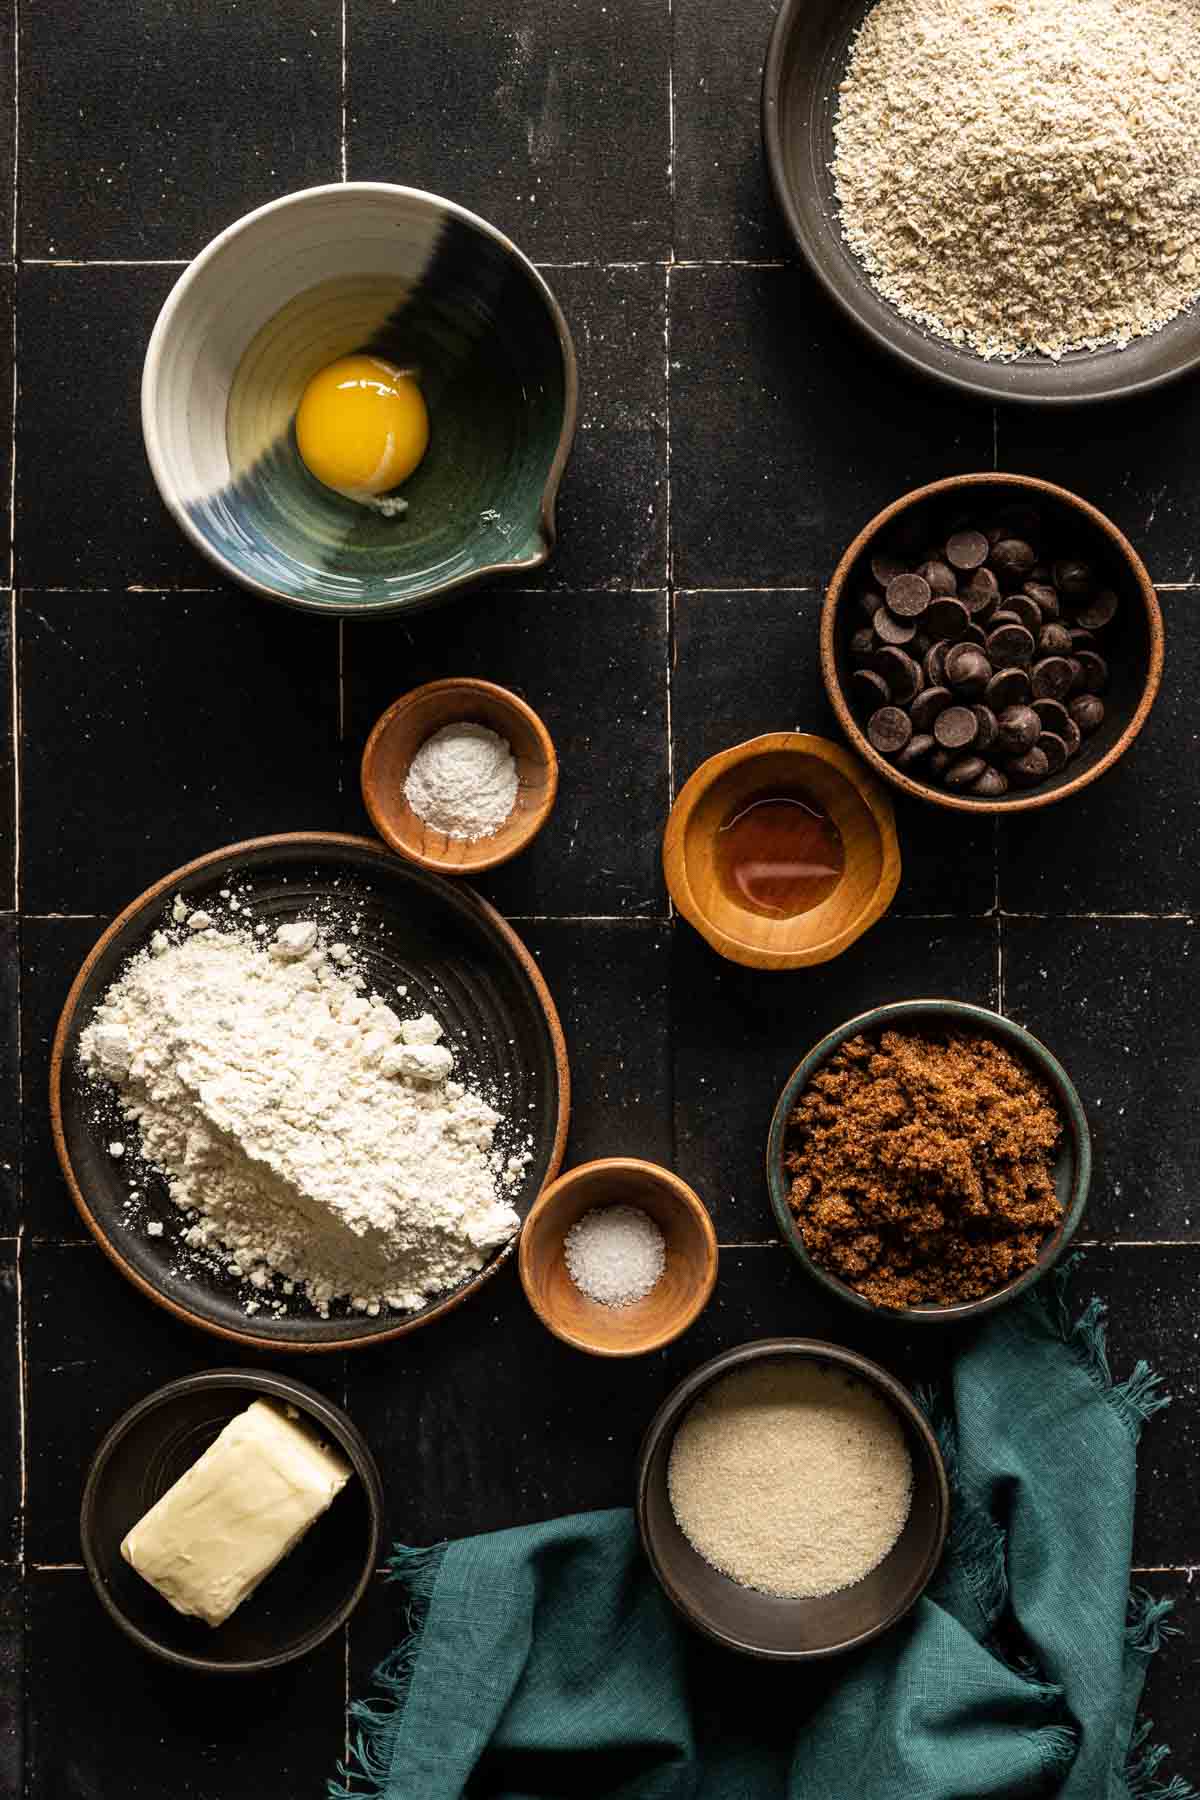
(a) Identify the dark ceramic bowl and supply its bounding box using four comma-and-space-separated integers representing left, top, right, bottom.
822, 474, 1163, 814
767, 999, 1091, 1324
80, 1370, 383, 1673
762, 0, 1200, 405
637, 1338, 949, 1659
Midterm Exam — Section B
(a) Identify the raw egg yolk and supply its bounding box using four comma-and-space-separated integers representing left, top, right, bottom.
295, 355, 429, 501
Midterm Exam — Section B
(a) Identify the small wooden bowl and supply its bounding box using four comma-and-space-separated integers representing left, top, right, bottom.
518, 1158, 718, 1357
823, 473, 1164, 814
662, 733, 900, 969
361, 678, 558, 874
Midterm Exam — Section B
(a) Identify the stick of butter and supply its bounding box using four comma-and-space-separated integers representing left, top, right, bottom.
121, 1399, 353, 1628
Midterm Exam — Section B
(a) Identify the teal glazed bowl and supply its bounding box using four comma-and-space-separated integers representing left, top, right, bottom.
142, 184, 578, 615
766, 999, 1092, 1324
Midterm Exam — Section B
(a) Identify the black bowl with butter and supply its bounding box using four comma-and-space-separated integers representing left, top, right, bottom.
80, 1369, 383, 1673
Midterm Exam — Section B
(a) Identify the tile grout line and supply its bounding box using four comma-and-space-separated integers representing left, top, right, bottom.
14, 1229, 26, 1581
7, 592, 17, 912
995, 915, 1005, 1014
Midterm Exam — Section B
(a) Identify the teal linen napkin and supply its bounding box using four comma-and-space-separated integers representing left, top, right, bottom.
332, 1274, 1194, 1800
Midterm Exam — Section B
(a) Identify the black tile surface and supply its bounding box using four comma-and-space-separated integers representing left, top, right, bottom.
0, 921, 17, 1234
24, 1244, 347, 1566
1005, 920, 1198, 1243
0, 1, 12, 258
19, 591, 341, 916
672, 589, 996, 916
342, 589, 669, 918
0, 275, 11, 588
19, 0, 339, 260
20, 919, 103, 1243
672, 0, 789, 261
348, 0, 671, 264
671, 916, 997, 1239
15, 268, 215, 590
1135, 1572, 1200, 1782
26, 1572, 344, 1800
669, 265, 994, 589
0, 595, 14, 912
0, 1569, 21, 1800
0, 1245, 18, 1564
998, 591, 1199, 915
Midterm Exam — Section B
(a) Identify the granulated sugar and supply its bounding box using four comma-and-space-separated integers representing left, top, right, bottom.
667, 1361, 913, 1599
563, 1204, 665, 1307
833, 0, 1200, 359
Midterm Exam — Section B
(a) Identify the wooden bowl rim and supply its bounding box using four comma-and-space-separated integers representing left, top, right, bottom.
635, 1336, 951, 1660
80, 1368, 384, 1672
361, 677, 560, 873
821, 472, 1165, 814
49, 831, 571, 1355
662, 732, 901, 967
765, 997, 1093, 1324
517, 1156, 719, 1358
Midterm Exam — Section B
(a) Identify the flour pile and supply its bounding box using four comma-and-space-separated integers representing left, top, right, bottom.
79, 916, 523, 1317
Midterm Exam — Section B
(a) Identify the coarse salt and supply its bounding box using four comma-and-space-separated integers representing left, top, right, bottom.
563, 1204, 665, 1308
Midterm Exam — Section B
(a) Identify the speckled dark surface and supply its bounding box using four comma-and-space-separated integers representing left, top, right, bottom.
2, 1, 1198, 1794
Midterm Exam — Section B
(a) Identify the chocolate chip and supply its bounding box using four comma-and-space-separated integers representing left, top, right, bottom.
996, 705, 1041, 754
1073, 587, 1119, 631
909, 685, 954, 732
886, 573, 932, 618
1068, 627, 1098, 652
851, 667, 891, 709
1063, 657, 1086, 697
926, 596, 970, 639
1037, 623, 1073, 656
989, 610, 1023, 628
971, 705, 999, 752
1004, 593, 1043, 635
1007, 745, 1050, 786
917, 560, 958, 597
873, 647, 923, 704
1025, 581, 1060, 620
986, 623, 1036, 667
972, 766, 1009, 798
874, 610, 917, 646
1037, 732, 1069, 775
943, 643, 991, 697
924, 641, 949, 686
1061, 715, 1083, 757
870, 551, 907, 588
959, 584, 998, 622
1053, 557, 1092, 597
1031, 656, 1075, 699
1070, 694, 1105, 736
858, 588, 886, 620
896, 733, 935, 769
946, 529, 989, 572
867, 706, 913, 755
927, 747, 954, 777
1074, 650, 1109, 693
851, 626, 876, 658
961, 623, 988, 648
933, 705, 979, 749
944, 754, 988, 789
1032, 698, 1072, 738
990, 538, 1037, 583
985, 667, 1031, 709
911, 631, 932, 658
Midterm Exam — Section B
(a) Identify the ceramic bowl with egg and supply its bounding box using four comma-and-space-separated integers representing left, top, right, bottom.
142, 184, 578, 616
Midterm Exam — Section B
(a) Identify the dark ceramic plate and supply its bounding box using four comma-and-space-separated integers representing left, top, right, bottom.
762, 0, 1200, 404
52, 833, 570, 1352
766, 999, 1091, 1323
81, 1370, 383, 1672
637, 1339, 950, 1659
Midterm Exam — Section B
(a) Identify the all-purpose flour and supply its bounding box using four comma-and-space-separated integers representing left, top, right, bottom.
79, 917, 523, 1317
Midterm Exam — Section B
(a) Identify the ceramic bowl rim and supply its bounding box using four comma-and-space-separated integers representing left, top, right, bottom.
140, 181, 580, 617
360, 677, 560, 874
765, 998, 1092, 1324
517, 1156, 719, 1357
635, 1336, 951, 1659
821, 473, 1164, 814
761, 0, 1200, 407
49, 832, 571, 1353
79, 1368, 384, 1674
661, 731, 901, 967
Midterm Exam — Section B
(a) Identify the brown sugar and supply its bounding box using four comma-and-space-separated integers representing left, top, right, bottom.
784, 1028, 1064, 1307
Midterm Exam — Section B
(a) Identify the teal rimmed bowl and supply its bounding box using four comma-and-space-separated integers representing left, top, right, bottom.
142, 184, 577, 616
766, 999, 1091, 1324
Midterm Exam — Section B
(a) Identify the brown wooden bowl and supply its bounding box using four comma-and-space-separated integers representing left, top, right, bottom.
662, 733, 900, 969
361, 678, 558, 873
518, 1159, 718, 1357
822, 473, 1164, 813
637, 1339, 950, 1659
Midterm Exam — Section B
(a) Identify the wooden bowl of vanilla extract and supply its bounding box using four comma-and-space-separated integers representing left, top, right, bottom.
662, 733, 901, 969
